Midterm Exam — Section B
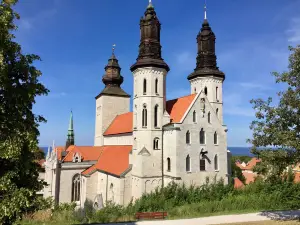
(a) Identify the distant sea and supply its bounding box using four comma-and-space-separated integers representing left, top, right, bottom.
40, 146, 253, 158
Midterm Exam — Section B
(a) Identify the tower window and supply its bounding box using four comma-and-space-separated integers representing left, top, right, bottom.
142, 105, 147, 127
216, 86, 219, 100
155, 78, 158, 94
208, 112, 211, 123
193, 110, 196, 123
167, 158, 171, 171
154, 105, 158, 127
200, 158, 206, 171
216, 108, 219, 118
71, 174, 81, 202
186, 131, 191, 144
143, 79, 147, 94
204, 87, 208, 95
194, 87, 197, 94
153, 138, 159, 150
186, 155, 191, 172
200, 128, 205, 144
214, 131, 218, 145
214, 154, 219, 171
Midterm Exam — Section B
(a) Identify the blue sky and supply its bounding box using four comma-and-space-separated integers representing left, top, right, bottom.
14, 0, 300, 147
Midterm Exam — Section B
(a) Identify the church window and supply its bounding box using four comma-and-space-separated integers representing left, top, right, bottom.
154, 105, 158, 127
214, 132, 218, 145
153, 138, 159, 150
214, 154, 219, 171
186, 155, 191, 172
155, 78, 158, 94
200, 158, 206, 171
193, 110, 196, 123
167, 158, 171, 171
71, 174, 81, 202
200, 128, 205, 144
194, 87, 197, 94
216, 86, 219, 101
216, 108, 219, 117
204, 86, 208, 95
208, 112, 211, 123
142, 105, 147, 127
110, 183, 114, 203
143, 79, 147, 94
186, 131, 190, 144
134, 105, 137, 128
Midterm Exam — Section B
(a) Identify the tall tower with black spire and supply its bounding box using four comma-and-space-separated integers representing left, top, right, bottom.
94, 46, 130, 146
130, 0, 169, 198
65, 111, 74, 150
188, 3, 225, 124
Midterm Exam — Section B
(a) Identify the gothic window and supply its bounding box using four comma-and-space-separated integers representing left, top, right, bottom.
200, 128, 205, 144
216, 86, 219, 100
153, 138, 159, 150
186, 155, 191, 172
204, 87, 208, 95
214, 132, 218, 145
216, 108, 219, 117
193, 110, 196, 123
186, 131, 190, 144
194, 87, 197, 94
71, 174, 81, 202
134, 105, 137, 128
143, 79, 147, 94
200, 158, 206, 171
154, 105, 158, 127
142, 105, 147, 127
155, 78, 158, 94
167, 158, 171, 171
208, 112, 211, 123
214, 154, 219, 171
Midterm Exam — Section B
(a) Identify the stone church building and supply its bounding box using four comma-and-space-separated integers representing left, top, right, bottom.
43, 1, 231, 208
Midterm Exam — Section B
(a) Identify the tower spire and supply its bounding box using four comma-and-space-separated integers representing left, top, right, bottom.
204, 0, 207, 20
65, 111, 74, 150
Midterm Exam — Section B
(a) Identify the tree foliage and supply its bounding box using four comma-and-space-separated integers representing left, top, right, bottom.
248, 45, 300, 182
231, 158, 246, 184
0, 0, 49, 224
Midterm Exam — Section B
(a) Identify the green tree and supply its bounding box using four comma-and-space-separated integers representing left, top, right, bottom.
231, 158, 246, 184
248, 45, 300, 183
0, 0, 49, 224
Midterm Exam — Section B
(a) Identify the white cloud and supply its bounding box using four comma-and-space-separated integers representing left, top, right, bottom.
223, 93, 254, 117
286, 18, 300, 43
239, 82, 273, 91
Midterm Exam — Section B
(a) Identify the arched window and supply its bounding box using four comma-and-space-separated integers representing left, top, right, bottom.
200, 158, 206, 171
143, 79, 147, 94
216, 108, 219, 117
208, 112, 211, 123
142, 105, 147, 127
214, 131, 218, 145
155, 78, 158, 94
154, 105, 158, 127
153, 138, 159, 150
204, 87, 208, 95
134, 105, 137, 128
214, 155, 219, 171
216, 86, 219, 100
200, 128, 205, 144
186, 155, 191, 172
194, 87, 197, 94
71, 174, 81, 202
193, 110, 196, 122
186, 131, 190, 144
110, 183, 114, 203
167, 158, 171, 171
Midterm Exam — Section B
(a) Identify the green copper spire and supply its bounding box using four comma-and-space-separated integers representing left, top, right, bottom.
65, 111, 74, 150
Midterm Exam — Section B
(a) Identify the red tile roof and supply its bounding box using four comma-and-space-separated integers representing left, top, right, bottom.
234, 177, 245, 189
104, 112, 133, 136
236, 158, 261, 171
104, 94, 197, 136
82, 145, 132, 177
63, 145, 104, 162
242, 171, 257, 184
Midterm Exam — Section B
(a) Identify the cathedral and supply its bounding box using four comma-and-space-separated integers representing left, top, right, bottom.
43, 1, 231, 208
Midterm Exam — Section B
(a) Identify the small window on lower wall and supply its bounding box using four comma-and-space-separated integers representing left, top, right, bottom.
200, 158, 206, 171
186, 155, 191, 172
214, 155, 219, 171
167, 158, 171, 172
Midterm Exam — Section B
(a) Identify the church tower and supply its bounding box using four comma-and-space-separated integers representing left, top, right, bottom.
188, 4, 225, 124
94, 49, 130, 146
130, 1, 169, 197
65, 111, 74, 150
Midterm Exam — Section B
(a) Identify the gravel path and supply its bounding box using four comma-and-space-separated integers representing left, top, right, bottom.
100, 210, 300, 225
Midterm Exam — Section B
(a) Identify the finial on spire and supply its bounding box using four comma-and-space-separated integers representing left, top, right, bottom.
204, 0, 207, 20
147, 0, 153, 8
112, 44, 116, 54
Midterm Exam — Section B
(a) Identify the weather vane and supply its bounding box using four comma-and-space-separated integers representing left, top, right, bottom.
112, 44, 116, 54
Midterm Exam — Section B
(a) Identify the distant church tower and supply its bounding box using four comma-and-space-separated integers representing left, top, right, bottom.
188, 4, 225, 124
130, 1, 169, 198
65, 111, 74, 150
94, 48, 130, 146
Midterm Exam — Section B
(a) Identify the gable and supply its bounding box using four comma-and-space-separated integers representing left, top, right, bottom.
62, 145, 104, 162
